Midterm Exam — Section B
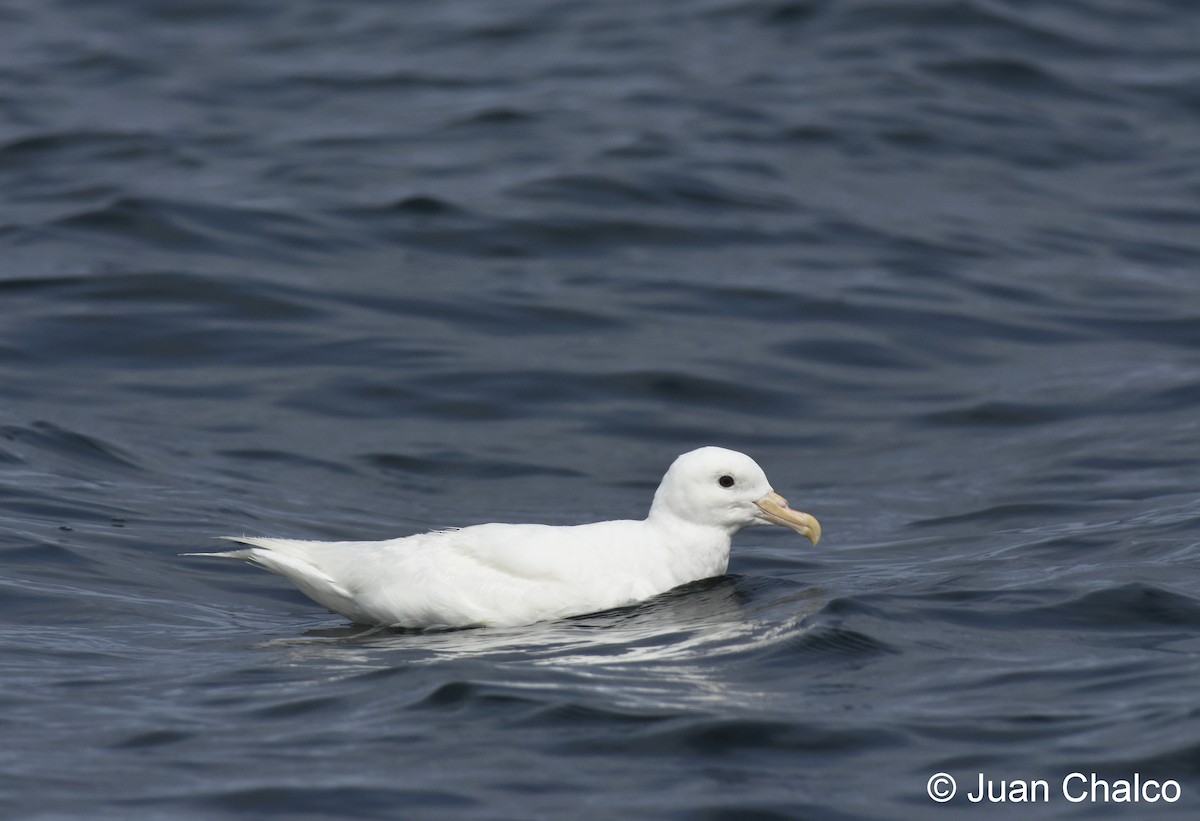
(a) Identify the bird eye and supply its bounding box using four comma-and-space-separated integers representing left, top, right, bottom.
718, 475, 735, 488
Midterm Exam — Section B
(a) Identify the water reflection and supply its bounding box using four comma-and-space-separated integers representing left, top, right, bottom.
264, 577, 827, 711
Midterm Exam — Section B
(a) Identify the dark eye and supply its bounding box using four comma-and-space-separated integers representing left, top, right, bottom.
718, 475, 735, 488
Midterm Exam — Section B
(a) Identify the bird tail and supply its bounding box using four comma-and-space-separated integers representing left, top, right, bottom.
182, 536, 353, 601
181, 536, 289, 561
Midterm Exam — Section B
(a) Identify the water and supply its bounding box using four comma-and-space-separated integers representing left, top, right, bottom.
2, 0, 1199, 817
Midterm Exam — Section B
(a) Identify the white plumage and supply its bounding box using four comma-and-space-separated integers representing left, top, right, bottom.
187, 446, 821, 629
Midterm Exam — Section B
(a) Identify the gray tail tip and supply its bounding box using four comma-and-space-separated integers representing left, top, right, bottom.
181, 536, 255, 556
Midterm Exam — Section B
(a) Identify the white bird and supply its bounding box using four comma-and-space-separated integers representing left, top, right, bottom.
186, 446, 821, 629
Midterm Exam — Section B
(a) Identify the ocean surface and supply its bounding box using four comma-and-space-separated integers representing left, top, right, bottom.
2, 0, 1199, 818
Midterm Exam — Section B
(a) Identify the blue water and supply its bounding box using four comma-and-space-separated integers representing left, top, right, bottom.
2, 0, 1199, 817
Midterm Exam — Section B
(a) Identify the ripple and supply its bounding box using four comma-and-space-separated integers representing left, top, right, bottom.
193, 785, 475, 817
110, 729, 193, 750
1021, 584, 1200, 631
512, 171, 797, 212
917, 401, 1080, 428
571, 716, 905, 757
1, 421, 141, 473
361, 452, 586, 482
780, 626, 898, 661
67, 197, 335, 256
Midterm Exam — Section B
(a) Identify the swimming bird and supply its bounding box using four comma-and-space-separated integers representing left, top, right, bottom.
186, 446, 821, 629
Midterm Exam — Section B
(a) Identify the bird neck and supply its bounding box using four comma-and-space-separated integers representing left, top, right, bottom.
647, 502, 740, 538
643, 509, 734, 583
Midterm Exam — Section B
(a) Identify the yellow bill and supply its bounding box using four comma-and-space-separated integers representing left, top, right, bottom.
754, 492, 821, 545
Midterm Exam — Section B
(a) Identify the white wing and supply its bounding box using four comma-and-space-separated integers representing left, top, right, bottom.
196, 519, 669, 628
